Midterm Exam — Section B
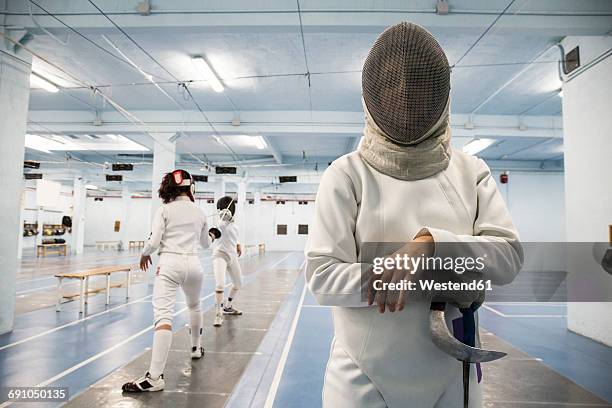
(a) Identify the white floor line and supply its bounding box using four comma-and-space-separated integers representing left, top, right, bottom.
263, 283, 307, 408
0, 253, 294, 407
485, 302, 567, 306
482, 305, 566, 318
16, 284, 58, 295
506, 315, 566, 318
0, 294, 153, 351
485, 401, 611, 407
482, 304, 508, 317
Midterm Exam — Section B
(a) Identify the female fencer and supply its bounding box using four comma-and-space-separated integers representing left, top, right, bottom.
305, 23, 523, 407
122, 169, 220, 393
211, 195, 244, 327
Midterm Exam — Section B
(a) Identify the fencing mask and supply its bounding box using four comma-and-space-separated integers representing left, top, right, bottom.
359, 22, 452, 181
216, 196, 236, 223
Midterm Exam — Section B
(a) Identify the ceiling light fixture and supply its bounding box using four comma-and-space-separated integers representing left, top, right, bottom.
253, 136, 267, 150
30, 73, 59, 93
85, 184, 98, 190
24, 134, 65, 153
191, 56, 224, 93
462, 138, 496, 156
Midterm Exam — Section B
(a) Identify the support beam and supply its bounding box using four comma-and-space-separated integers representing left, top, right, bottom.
0, 45, 31, 334
71, 177, 86, 255
5, 2, 612, 36
150, 133, 176, 221
26, 110, 564, 139
261, 136, 282, 164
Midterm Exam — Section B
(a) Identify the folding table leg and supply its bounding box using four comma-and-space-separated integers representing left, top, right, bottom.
126, 270, 131, 299
55, 277, 63, 312
106, 273, 111, 305
79, 278, 85, 314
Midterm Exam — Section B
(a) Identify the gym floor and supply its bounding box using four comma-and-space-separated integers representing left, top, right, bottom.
0, 249, 610, 407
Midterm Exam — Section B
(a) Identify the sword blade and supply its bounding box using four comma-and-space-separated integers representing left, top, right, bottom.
429, 310, 507, 363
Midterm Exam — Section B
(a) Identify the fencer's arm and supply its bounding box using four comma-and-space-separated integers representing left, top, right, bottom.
416, 159, 524, 285
305, 166, 371, 307
200, 219, 212, 249
142, 206, 165, 256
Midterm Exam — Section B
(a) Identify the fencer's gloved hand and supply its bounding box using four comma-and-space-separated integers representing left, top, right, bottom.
208, 227, 221, 240
430, 270, 485, 309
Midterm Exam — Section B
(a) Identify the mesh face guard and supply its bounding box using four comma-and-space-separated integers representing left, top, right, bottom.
362, 22, 451, 146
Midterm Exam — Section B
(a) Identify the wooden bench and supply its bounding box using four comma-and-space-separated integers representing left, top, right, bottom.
95, 241, 120, 251
55, 264, 135, 314
243, 243, 266, 257
37, 243, 68, 257
128, 240, 145, 249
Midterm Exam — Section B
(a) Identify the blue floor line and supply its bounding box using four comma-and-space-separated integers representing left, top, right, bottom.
480, 306, 612, 403
272, 305, 333, 408
225, 268, 306, 408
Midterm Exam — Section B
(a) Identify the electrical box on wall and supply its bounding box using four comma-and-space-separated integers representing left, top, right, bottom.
500, 172, 509, 184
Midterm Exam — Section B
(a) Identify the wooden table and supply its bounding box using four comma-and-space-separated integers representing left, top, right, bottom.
55, 264, 135, 314
37, 243, 68, 257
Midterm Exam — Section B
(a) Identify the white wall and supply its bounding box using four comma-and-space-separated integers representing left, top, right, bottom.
244, 200, 314, 251
84, 196, 152, 245
494, 170, 566, 242
562, 39, 612, 346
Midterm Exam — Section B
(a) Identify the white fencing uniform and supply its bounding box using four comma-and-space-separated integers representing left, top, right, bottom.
212, 220, 243, 291
305, 150, 523, 408
143, 196, 211, 327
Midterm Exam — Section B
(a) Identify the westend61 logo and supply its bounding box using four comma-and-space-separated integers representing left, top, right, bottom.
371, 254, 493, 292
372, 253, 487, 275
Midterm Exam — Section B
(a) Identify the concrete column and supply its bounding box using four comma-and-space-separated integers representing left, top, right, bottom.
150, 133, 176, 221
119, 184, 130, 249
213, 179, 226, 203
0, 46, 31, 334
17, 190, 25, 259
35, 207, 44, 247
71, 178, 86, 255
561, 36, 612, 346
236, 181, 248, 244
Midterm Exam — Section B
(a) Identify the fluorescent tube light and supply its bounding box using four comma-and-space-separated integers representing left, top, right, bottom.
191, 56, 224, 93
253, 136, 267, 150
85, 184, 98, 190
462, 138, 495, 156
24, 134, 65, 153
30, 73, 59, 93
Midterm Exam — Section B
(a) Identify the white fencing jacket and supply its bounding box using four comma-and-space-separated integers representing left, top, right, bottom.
212, 219, 239, 260
143, 196, 211, 256
305, 150, 523, 407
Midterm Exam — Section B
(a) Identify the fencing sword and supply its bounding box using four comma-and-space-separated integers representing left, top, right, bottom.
429, 301, 507, 408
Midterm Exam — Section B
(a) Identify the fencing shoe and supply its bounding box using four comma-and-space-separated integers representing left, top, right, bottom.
191, 346, 204, 359
213, 311, 224, 327
122, 372, 164, 392
223, 305, 243, 315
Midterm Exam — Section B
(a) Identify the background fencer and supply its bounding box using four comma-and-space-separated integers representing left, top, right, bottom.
212, 196, 244, 327
122, 169, 220, 393
305, 23, 524, 407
